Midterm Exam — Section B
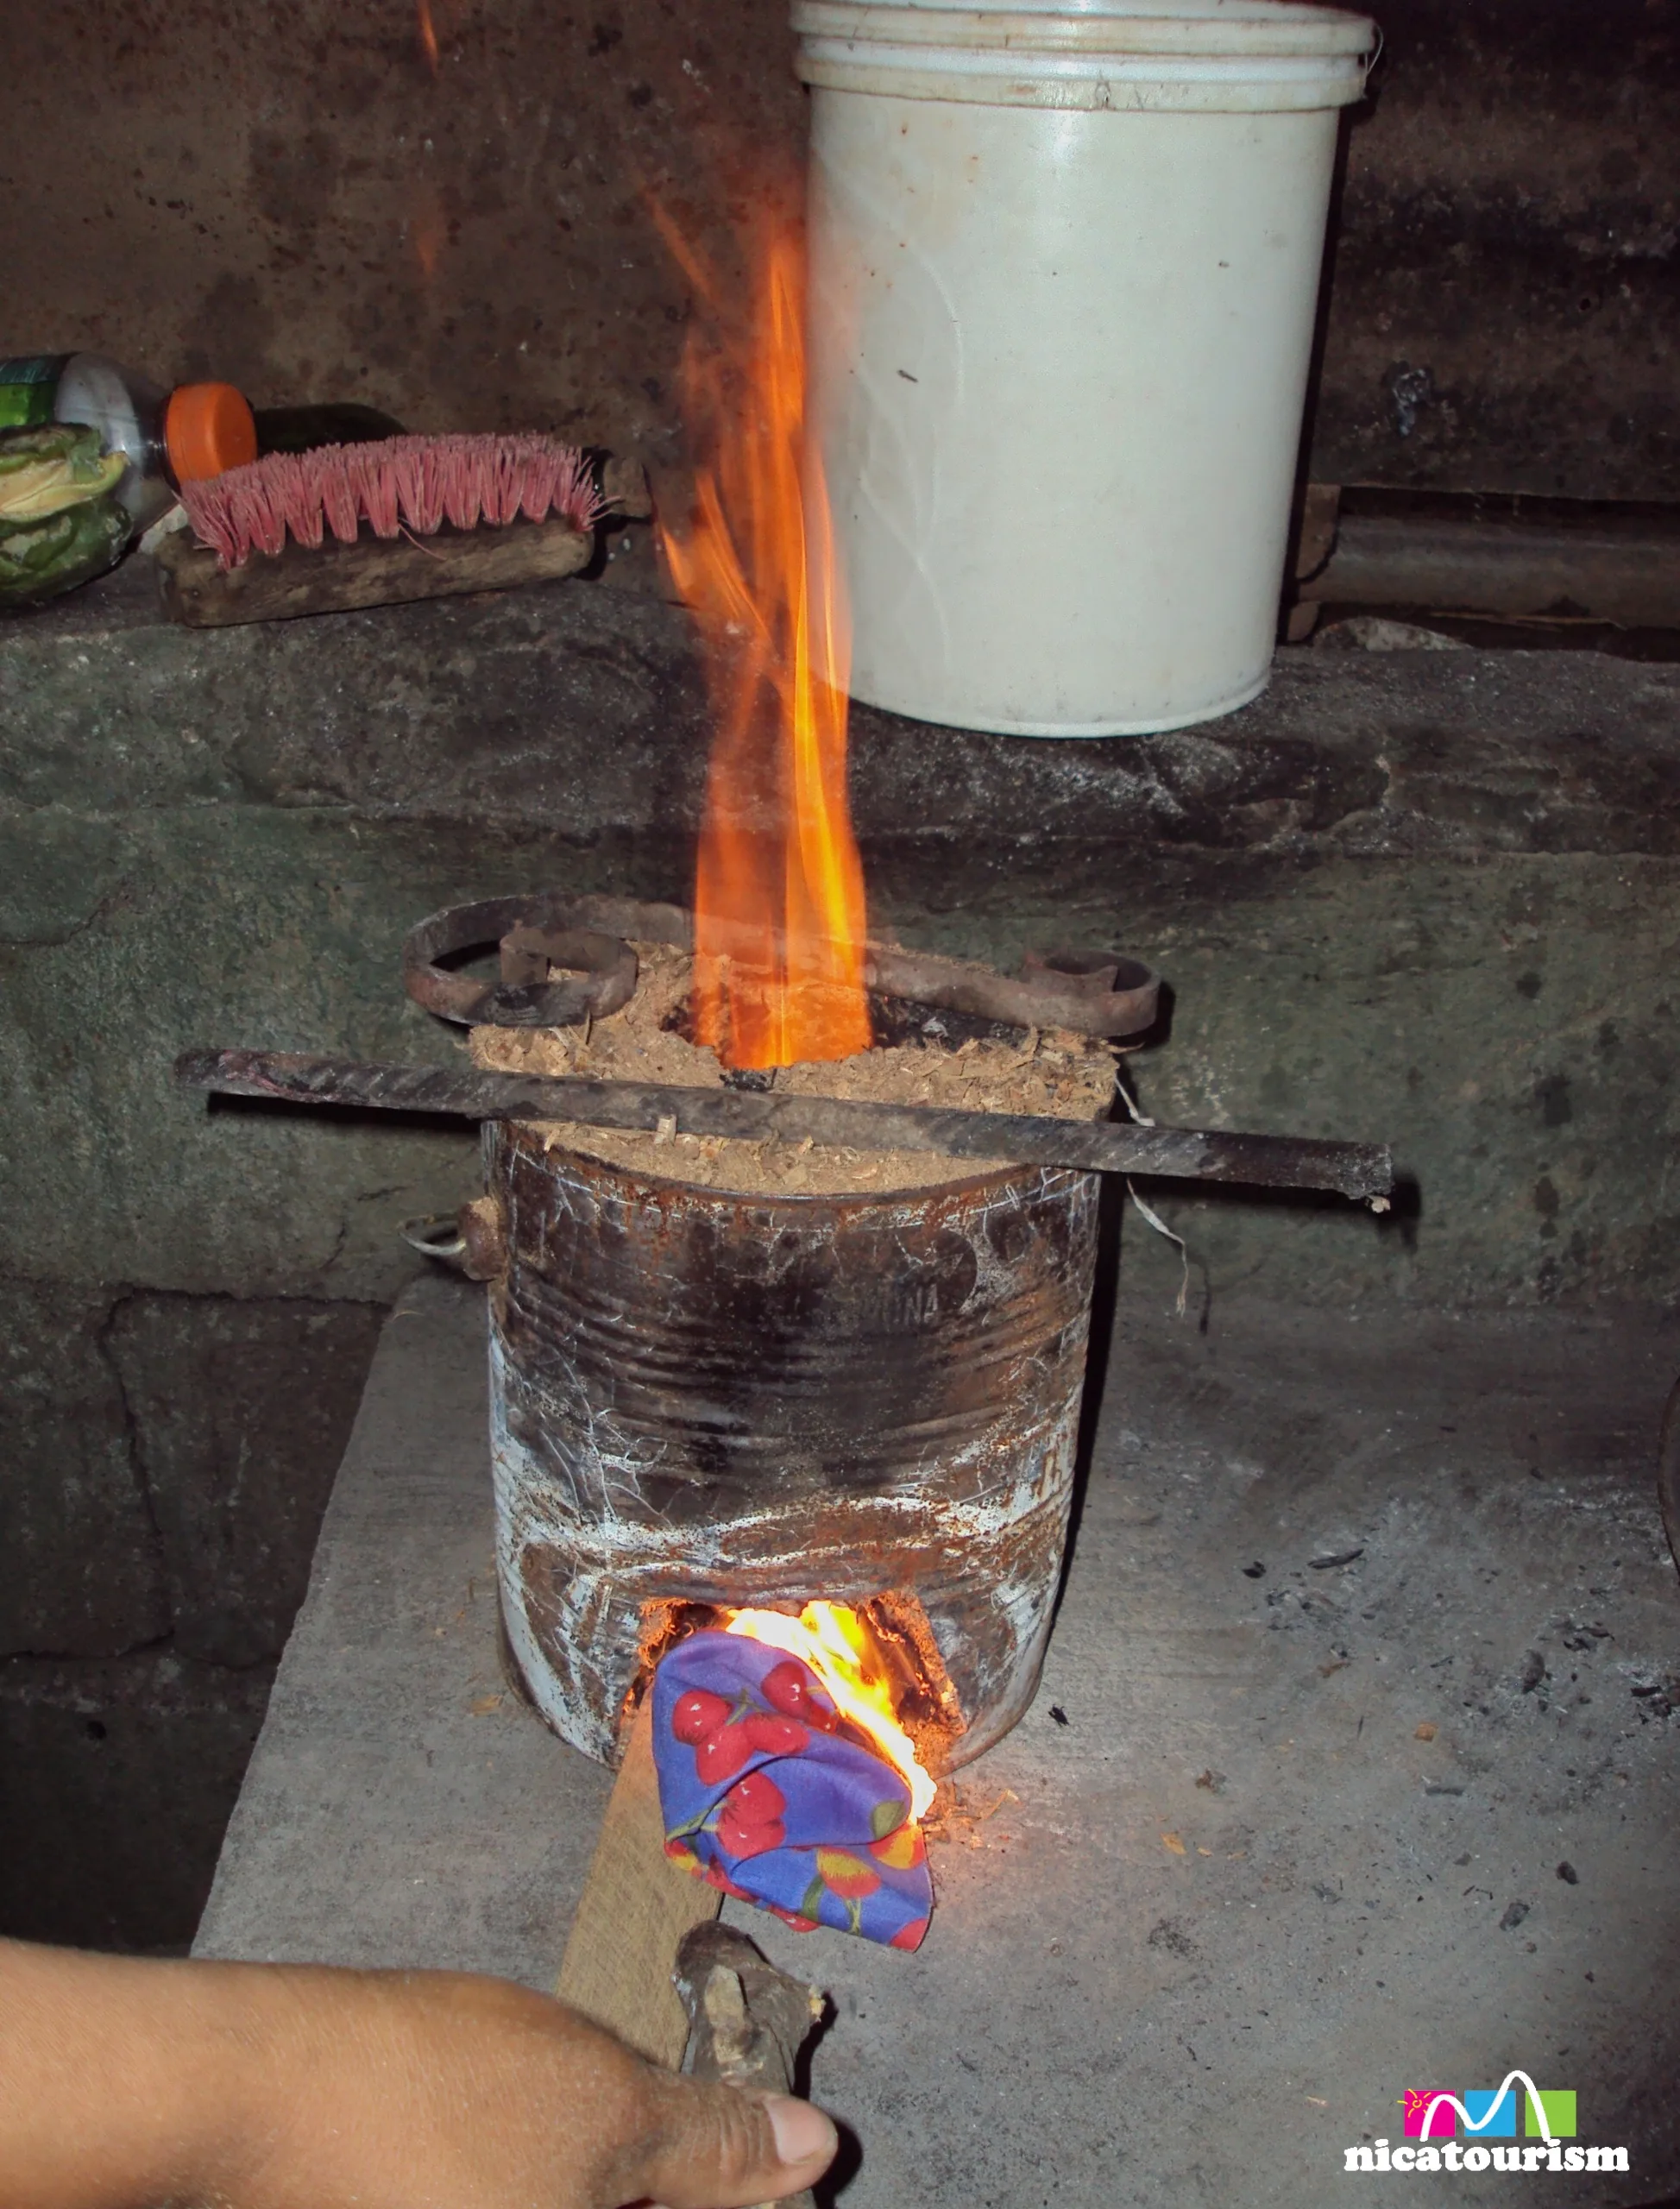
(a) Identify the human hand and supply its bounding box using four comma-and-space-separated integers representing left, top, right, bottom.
0, 1939, 838, 2209
214, 1960, 838, 2209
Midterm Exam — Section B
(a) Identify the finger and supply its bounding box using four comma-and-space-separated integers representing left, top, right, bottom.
615, 2075, 838, 2209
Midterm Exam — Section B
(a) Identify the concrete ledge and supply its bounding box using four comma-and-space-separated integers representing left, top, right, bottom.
192, 1274, 609, 1979
7, 563, 1678, 864
195, 1275, 1680, 2202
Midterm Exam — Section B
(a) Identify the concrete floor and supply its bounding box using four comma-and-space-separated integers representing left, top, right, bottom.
196, 1271, 1680, 2206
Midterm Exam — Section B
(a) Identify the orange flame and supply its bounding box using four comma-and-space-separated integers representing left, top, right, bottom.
417, 0, 440, 72
658, 211, 871, 1071
725, 1602, 936, 1820
411, 192, 444, 284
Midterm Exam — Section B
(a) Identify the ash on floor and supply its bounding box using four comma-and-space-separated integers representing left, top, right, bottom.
195, 1276, 1680, 2207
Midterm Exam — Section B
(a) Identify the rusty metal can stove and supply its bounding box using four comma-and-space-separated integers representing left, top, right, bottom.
488, 1128, 1098, 1767
405, 896, 1159, 1772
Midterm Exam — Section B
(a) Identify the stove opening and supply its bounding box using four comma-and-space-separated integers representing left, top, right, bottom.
635, 1590, 967, 1785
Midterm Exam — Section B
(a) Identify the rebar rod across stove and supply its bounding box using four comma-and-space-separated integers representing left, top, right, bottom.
177, 1048, 1394, 1204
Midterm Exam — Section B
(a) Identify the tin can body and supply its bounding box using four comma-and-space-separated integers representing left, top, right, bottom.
488, 1122, 1100, 1766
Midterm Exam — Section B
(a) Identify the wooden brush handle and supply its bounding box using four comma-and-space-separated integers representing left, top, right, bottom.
153, 512, 593, 627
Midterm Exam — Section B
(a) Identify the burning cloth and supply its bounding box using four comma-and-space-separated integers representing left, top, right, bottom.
652, 1630, 932, 1949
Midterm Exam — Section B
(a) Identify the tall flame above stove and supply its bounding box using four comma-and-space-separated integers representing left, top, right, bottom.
658, 211, 871, 1072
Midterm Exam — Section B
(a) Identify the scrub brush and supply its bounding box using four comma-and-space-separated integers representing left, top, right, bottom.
155, 432, 650, 629
179, 431, 601, 569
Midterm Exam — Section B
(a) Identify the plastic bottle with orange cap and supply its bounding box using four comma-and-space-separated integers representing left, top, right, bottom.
0, 352, 256, 531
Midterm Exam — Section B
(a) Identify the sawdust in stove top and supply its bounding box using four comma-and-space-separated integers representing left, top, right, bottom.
469, 941, 1117, 1197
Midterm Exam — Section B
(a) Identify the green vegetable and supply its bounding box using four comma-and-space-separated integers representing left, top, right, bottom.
0, 425, 133, 604
0, 488, 132, 607
0, 423, 126, 520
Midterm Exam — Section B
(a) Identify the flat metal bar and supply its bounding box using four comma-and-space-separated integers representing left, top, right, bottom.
177, 1048, 1394, 1203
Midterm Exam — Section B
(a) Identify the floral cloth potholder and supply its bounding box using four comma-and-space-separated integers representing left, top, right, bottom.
651, 1628, 933, 1949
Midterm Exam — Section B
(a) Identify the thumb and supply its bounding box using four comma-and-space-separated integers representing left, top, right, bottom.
619, 2074, 838, 2209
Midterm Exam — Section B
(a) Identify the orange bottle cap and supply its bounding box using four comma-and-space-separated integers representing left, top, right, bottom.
164, 381, 257, 482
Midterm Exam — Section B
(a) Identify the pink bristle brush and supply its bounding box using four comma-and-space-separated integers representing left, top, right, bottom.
158, 431, 645, 630
179, 432, 604, 571
314, 450, 362, 545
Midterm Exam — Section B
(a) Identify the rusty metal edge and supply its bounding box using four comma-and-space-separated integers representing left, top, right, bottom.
401, 891, 1160, 1038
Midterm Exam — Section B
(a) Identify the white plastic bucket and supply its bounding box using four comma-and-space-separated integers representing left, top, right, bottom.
795, 0, 1375, 736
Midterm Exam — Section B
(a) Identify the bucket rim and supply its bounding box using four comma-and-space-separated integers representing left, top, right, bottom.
792, 0, 1376, 58
796, 41, 1372, 106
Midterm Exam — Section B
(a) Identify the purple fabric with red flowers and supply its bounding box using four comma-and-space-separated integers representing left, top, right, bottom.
651, 1630, 932, 1949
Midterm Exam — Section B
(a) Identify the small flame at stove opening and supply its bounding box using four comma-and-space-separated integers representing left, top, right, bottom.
724, 1600, 937, 1822
655, 206, 872, 1073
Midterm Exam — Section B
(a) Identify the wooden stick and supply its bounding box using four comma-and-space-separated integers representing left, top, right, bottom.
177, 1046, 1395, 1204
556, 1696, 720, 2067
